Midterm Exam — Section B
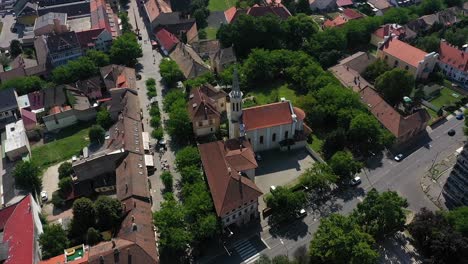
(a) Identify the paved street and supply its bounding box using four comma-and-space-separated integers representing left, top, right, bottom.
205, 114, 466, 263
127, 1, 181, 211
0, 14, 18, 50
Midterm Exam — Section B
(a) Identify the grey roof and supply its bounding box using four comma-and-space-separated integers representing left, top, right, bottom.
0, 89, 18, 111
37, 0, 90, 18
18, 2, 37, 16
43, 85, 67, 108
35, 12, 67, 29
46, 31, 80, 53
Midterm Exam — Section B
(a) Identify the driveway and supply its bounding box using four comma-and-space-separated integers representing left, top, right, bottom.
0, 14, 18, 49
41, 161, 64, 204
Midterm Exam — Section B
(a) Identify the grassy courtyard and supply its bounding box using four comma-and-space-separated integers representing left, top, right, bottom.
245, 82, 299, 106
208, 0, 236, 11
32, 123, 91, 169
429, 87, 461, 110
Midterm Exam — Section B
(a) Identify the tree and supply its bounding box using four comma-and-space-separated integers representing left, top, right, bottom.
118, 12, 132, 33
180, 165, 202, 184
71, 197, 96, 236
160, 171, 173, 192
13, 161, 42, 194
383, 8, 412, 24
322, 128, 347, 159
58, 162, 73, 179
163, 90, 185, 112
309, 214, 379, 264
299, 163, 337, 194
266, 186, 306, 222
348, 113, 385, 155
362, 59, 390, 82
352, 189, 408, 238
94, 196, 122, 231
86, 227, 102, 245
416, 34, 440, 53
281, 14, 318, 50
329, 151, 363, 181
175, 147, 200, 171
58, 177, 73, 196
166, 107, 193, 144
85, 49, 110, 67
159, 59, 184, 87
419, 0, 444, 15
10, 40, 22, 57
89, 125, 105, 144
0, 76, 46, 95
110, 33, 142, 66
52, 57, 99, 84
39, 224, 69, 259
446, 206, 468, 237
443, 0, 462, 6
96, 107, 113, 129
375, 68, 414, 106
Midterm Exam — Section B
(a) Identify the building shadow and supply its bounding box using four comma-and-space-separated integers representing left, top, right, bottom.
255, 149, 311, 176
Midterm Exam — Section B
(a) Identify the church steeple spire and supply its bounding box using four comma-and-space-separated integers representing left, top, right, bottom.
230, 67, 242, 99
228, 67, 243, 139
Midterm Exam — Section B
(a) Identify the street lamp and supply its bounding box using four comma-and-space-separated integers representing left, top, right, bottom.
279, 239, 288, 258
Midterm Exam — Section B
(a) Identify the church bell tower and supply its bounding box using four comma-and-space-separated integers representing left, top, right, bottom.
228, 68, 243, 139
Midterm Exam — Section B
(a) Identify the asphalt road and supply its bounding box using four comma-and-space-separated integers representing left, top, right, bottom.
206, 115, 466, 264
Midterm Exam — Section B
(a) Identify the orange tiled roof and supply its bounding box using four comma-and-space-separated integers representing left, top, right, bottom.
379, 38, 428, 68
243, 101, 293, 131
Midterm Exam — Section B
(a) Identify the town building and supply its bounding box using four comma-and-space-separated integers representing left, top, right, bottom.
4, 120, 31, 160
76, 28, 113, 52
37, 1, 90, 18
198, 138, 262, 227
0, 194, 43, 264
169, 42, 211, 79
371, 24, 407, 46
438, 39, 468, 88
224, 3, 292, 24
17, 2, 38, 26
45, 31, 83, 67
90, 0, 120, 38
154, 28, 180, 56
336, 0, 354, 8
323, 9, 363, 28
211, 46, 236, 74
367, 0, 392, 16
100, 64, 137, 91
443, 144, 468, 207
228, 71, 310, 152
188, 84, 227, 137
33, 12, 68, 36
0, 88, 19, 129
377, 37, 438, 79
152, 12, 198, 44
309, 0, 336, 11
143, 0, 172, 31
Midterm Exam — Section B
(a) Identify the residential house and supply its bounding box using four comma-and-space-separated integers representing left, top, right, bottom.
100, 64, 137, 91
0, 194, 43, 263
211, 46, 236, 74
443, 143, 468, 207
0, 88, 19, 129
76, 28, 113, 52
323, 9, 363, 28
188, 84, 227, 137
367, 0, 392, 16
37, 1, 91, 18
336, 0, 354, 8
45, 31, 83, 67
377, 37, 438, 79
228, 71, 310, 152
371, 24, 407, 46
17, 2, 38, 26
143, 0, 172, 31
309, 0, 336, 11
20, 108, 38, 131
152, 12, 198, 44
405, 7, 460, 34
33, 12, 68, 36
438, 39, 468, 88
199, 138, 262, 227
359, 86, 430, 143
90, 0, 120, 38
154, 28, 180, 56
329, 51, 375, 92
169, 42, 210, 79
192, 40, 220, 60
74, 76, 105, 100
224, 4, 292, 24
4, 120, 31, 160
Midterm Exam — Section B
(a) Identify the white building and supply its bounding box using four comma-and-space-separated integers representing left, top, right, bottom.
438, 39, 468, 89
4, 120, 30, 161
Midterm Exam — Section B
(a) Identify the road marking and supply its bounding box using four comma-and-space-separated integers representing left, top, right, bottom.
260, 237, 271, 249
232, 239, 260, 264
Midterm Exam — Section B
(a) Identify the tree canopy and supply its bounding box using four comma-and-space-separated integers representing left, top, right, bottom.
85, 49, 110, 67
10, 40, 22, 58
70, 197, 96, 238
52, 57, 99, 84
329, 151, 363, 181
175, 146, 201, 171
94, 196, 122, 231
375, 68, 414, 106
96, 107, 113, 129
362, 59, 391, 83
13, 161, 42, 194
39, 224, 69, 259
266, 186, 307, 222
58, 162, 73, 179
299, 163, 337, 194
110, 33, 142, 66
89, 125, 105, 145
159, 59, 184, 87
0, 76, 47, 95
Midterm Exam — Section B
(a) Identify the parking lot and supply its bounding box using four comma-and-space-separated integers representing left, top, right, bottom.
254, 149, 316, 211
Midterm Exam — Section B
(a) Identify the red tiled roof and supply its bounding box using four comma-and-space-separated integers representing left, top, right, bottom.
337, 0, 353, 7
439, 40, 468, 72
21, 108, 37, 129
247, 4, 292, 20
155, 28, 179, 52
373, 24, 405, 39
199, 140, 261, 216
293, 107, 306, 120
224, 6, 238, 24
243, 101, 293, 131
379, 38, 428, 68
359, 86, 430, 139
343, 9, 363, 20
90, 0, 119, 37
2, 195, 35, 264
324, 15, 348, 28
145, 0, 172, 23
0, 203, 17, 231
76, 28, 105, 49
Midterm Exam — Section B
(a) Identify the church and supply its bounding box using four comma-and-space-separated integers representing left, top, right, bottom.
227, 69, 311, 152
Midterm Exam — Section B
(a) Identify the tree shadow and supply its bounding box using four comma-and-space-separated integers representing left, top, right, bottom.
268, 218, 309, 240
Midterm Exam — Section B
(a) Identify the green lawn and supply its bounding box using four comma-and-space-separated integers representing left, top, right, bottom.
205, 27, 218, 40
429, 87, 461, 109
32, 123, 91, 169
246, 82, 299, 106
308, 134, 324, 154
208, 0, 236, 11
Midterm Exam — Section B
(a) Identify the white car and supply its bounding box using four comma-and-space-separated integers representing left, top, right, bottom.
295, 209, 307, 219
350, 176, 362, 186
394, 154, 404, 162
40, 191, 48, 202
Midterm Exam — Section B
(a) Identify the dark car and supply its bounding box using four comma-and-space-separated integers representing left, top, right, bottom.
456, 113, 464, 120
448, 129, 456, 136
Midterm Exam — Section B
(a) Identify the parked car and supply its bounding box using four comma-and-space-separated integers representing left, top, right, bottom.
136, 73, 142, 80
394, 154, 404, 162
448, 129, 456, 136
295, 209, 307, 219
349, 176, 361, 186
456, 113, 464, 120
40, 191, 48, 202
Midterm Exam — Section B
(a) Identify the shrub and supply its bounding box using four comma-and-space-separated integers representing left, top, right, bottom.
58, 162, 73, 179
51, 191, 65, 208
160, 171, 173, 192
151, 127, 164, 140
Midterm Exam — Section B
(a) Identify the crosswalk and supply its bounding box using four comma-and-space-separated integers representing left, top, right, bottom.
232, 239, 260, 264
